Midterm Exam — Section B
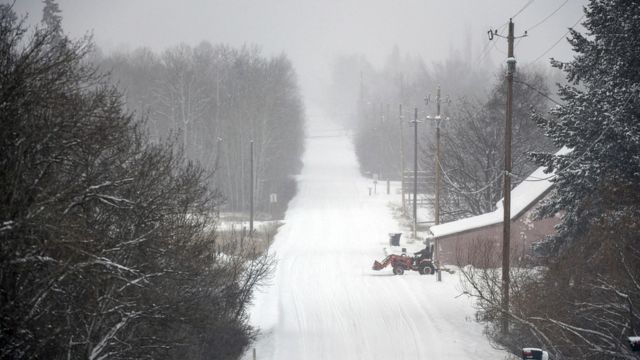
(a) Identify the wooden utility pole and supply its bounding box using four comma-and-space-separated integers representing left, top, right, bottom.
434, 86, 443, 282
399, 104, 406, 213
434, 86, 442, 227
426, 86, 448, 282
250, 140, 254, 236
502, 18, 516, 335
410, 108, 420, 239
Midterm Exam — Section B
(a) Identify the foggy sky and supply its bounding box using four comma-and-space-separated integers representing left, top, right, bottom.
13, 0, 587, 108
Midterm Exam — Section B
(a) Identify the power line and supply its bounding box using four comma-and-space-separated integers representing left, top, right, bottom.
438, 89, 636, 220
477, 39, 495, 63
515, 34, 636, 183
533, 15, 584, 63
482, 17, 527, 64
512, 0, 535, 19
513, 78, 562, 106
438, 159, 503, 195
492, 40, 507, 56
514, 88, 637, 182
526, 0, 569, 32
477, 22, 509, 63
453, 13, 633, 209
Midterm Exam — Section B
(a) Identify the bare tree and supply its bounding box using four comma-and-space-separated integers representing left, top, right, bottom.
0, 6, 274, 359
455, 196, 640, 359
421, 69, 555, 222
96, 43, 304, 217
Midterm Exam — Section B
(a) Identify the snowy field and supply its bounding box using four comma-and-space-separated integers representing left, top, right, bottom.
246, 119, 514, 360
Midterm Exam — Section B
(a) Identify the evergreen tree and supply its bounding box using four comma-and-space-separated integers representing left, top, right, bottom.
42, 0, 62, 35
532, 0, 640, 252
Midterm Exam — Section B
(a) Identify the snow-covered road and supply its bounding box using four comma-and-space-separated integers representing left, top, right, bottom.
247, 120, 511, 360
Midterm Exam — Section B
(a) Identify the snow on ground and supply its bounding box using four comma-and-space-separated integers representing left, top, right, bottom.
245, 118, 513, 360
216, 219, 283, 233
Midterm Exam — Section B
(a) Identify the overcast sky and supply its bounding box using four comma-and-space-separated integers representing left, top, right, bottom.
13, 0, 587, 107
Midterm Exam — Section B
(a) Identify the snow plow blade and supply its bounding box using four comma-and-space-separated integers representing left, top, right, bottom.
372, 260, 384, 270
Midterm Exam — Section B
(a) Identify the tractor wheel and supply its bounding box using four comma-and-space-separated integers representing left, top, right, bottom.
420, 264, 435, 275
393, 266, 404, 275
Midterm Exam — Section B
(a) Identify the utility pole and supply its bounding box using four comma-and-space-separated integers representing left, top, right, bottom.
399, 74, 407, 214
250, 140, 254, 236
399, 104, 406, 213
488, 18, 526, 334
501, 19, 515, 335
426, 86, 449, 282
410, 108, 420, 239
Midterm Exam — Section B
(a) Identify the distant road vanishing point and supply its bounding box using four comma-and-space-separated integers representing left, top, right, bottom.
246, 116, 511, 360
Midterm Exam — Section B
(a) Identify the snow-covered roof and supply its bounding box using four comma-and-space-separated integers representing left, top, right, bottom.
430, 147, 570, 238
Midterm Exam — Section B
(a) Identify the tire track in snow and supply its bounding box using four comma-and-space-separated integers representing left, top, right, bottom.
246, 120, 510, 360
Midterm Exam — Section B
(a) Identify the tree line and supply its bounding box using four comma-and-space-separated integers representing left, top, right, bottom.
0, 3, 275, 359
95, 41, 304, 218
331, 46, 555, 222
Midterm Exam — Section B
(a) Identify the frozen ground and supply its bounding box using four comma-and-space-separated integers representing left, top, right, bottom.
245, 119, 513, 360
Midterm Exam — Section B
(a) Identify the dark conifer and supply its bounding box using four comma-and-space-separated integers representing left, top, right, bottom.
532, 0, 640, 251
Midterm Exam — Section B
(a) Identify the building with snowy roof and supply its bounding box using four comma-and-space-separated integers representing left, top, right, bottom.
429, 148, 569, 266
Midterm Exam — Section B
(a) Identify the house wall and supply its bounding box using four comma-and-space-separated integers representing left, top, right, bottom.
436, 208, 560, 267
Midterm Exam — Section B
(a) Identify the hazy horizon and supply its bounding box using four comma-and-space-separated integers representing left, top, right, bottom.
13, 0, 587, 109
